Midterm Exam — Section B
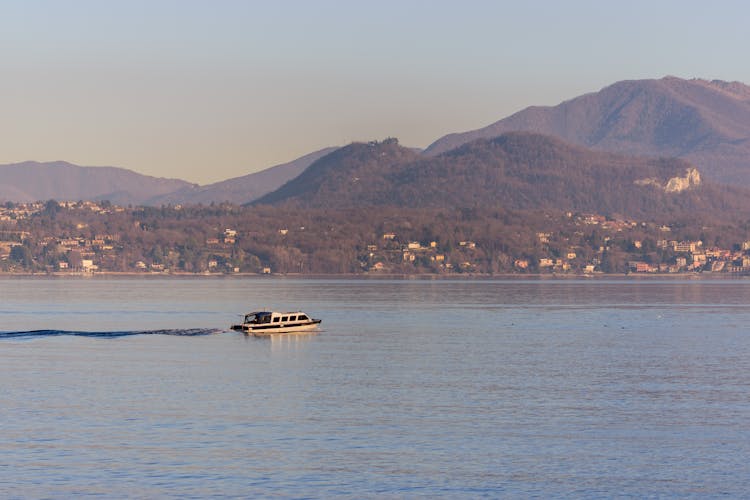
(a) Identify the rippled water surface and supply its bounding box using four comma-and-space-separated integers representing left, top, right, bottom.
1, 277, 750, 497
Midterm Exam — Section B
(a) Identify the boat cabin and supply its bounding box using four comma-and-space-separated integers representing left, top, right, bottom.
243, 311, 311, 325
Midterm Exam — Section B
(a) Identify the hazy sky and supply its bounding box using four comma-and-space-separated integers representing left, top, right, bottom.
1, 0, 748, 184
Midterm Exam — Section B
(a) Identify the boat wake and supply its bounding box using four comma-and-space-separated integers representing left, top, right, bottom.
0, 328, 224, 339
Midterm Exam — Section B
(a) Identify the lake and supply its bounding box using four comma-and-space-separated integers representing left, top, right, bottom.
1, 277, 749, 497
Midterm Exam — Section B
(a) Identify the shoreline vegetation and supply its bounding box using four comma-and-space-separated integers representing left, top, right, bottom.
3, 200, 750, 277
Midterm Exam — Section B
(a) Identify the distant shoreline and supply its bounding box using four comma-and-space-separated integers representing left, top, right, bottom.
0, 271, 745, 280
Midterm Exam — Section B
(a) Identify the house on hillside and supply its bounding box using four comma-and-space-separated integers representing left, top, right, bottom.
514, 259, 529, 270
370, 262, 386, 271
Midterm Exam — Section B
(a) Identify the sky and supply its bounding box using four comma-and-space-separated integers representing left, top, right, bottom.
1, 0, 749, 184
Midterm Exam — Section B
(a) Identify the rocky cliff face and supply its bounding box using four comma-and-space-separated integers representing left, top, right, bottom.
635, 167, 701, 193
665, 168, 701, 192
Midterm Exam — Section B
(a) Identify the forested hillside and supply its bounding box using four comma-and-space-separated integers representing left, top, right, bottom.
255, 133, 750, 219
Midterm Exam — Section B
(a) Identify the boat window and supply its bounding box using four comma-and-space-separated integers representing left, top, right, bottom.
273, 317, 280, 323
298, 315, 308, 321
281, 316, 288, 322
289, 315, 297, 321
259, 315, 271, 324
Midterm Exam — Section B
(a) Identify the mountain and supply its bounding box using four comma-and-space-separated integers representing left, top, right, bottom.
0, 161, 194, 205
0, 149, 338, 206
255, 133, 750, 219
7, 75, 750, 206
424, 77, 750, 185
146, 147, 338, 205
256, 138, 421, 208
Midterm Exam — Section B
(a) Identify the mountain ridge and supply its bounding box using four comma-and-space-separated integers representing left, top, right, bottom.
0, 161, 195, 205
424, 76, 750, 185
254, 132, 750, 219
3, 76, 750, 207
0, 149, 339, 206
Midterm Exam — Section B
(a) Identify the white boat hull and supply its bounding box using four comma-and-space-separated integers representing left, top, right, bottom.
231, 319, 321, 335
242, 322, 320, 335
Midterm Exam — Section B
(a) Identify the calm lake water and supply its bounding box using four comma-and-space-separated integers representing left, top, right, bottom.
1, 277, 750, 498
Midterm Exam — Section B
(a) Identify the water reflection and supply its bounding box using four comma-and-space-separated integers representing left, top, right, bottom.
241, 330, 319, 352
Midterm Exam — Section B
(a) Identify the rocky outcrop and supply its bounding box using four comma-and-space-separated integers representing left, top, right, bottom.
635, 168, 701, 193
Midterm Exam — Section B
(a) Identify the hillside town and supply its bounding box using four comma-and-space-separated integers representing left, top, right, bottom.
1, 200, 750, 276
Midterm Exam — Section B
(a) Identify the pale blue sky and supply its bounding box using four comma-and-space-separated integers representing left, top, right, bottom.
1, 0, 747, 183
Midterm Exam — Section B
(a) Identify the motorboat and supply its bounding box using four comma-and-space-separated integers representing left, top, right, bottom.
231, 310, 322, 334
